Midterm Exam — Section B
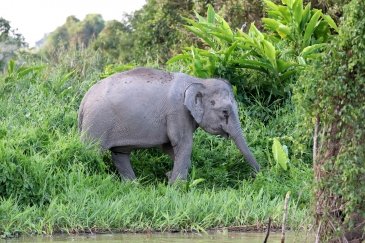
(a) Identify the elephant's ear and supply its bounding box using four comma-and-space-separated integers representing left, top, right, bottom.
184, 83, 205, 124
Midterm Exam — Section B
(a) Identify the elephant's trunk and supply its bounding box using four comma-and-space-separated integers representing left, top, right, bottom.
227, 113, 260, 172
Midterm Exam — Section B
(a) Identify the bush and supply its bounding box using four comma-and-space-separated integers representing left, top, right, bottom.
168, 1, 337, 98
294, 0, 365, 240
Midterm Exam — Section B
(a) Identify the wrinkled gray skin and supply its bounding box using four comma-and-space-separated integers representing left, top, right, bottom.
78, 68, 260, 183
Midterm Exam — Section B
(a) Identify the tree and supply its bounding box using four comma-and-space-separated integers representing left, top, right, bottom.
296, 0, 365, 241
75, 14, 105, 47
41, 14, 105, 56
129, 0, 195, 64
0, 18, 27, 70
92, 20, 134, 61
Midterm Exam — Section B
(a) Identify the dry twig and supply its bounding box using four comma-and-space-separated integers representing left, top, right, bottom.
281, 192, 291, 243
263, 217, 272, 243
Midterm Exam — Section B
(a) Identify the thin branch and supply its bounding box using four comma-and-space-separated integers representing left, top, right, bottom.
313, 115, 320, 166
281, 192, 290, 243
263, 217, 272, 243
315, 220, 322, 243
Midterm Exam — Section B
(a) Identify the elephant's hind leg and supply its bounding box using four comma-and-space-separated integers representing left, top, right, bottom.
111, 152, 136, 180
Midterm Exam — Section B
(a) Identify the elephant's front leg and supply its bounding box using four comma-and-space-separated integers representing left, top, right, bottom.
169, 137, 193, 183
161, 143, 175, 180
166, 113, 195, 184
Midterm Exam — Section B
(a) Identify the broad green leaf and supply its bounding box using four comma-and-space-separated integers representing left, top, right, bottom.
235, 36, 255, 48
278, 6, 291, 23
314, 21, 330, 42
167, 54, 191, 64
236, 29, 246, 37
234, 59, 273, 73
323, 14, 339, 32
249, 24, 264, 40
17, 66, 44, 78
185, 26, 216, 49
279, 69, 298, 81
232, 85, 238, 96
183, 17, 199, 26
272, 138, 289, 171
263, 40, 277, 69
207, 5, 215, 24
300, 43, 327, 58
277, 59, 296, 72
262, 18, 281, 33
277, 24, 291, 38
303, 9, 322, 46
297, 56, 306, 65
262, 18, 291, 39
195, 13, 206, 23
7, 59, 15, 75
263, 0, 279, 11
210, 31, 233, 43
300, 3, 312, 31
223, 41, 238, 63
293, 0, 303, 27
220, 17, 234, 38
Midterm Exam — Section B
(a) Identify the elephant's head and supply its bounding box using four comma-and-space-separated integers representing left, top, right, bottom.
184, 79, 260, 172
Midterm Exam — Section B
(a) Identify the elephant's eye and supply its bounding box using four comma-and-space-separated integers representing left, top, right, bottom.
222, 109, 229, 117
210, 100, 215, 106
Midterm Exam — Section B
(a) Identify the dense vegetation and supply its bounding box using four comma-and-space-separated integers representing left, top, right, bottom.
0, 0, 363, 241
296, 0, 365, 240
0, 43, 311, 237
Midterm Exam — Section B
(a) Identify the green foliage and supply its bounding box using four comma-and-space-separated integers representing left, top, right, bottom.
92, 20, 133, 62
262, 0, 338, 58
168, 1, 337, 97
294, 0, 365, 240
0, 46, 311, 235
128, 0, 194, 65
39, 1, 197, 65
0, 49, 106, 205
272, 138, 288, 171
235, 23, 298, 81
192, 0, 264, 29
41, 14, 105, 56
0, 1, 322, 235
2, 59, 44, 83
0, 179, 310, 236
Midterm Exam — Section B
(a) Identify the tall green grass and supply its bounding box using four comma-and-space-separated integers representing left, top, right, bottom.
0, 48, 312, 236
0, 169, 311, 236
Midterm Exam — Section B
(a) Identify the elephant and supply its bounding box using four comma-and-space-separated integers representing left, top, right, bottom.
78, 67, 260, 183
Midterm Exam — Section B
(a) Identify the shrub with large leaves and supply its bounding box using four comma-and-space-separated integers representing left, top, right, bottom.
168, 1, 338, 96
262, 0, 338, 62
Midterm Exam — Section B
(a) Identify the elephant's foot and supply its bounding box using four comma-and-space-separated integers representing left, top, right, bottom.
165, 170, 172, 180
168, 170, 188, 184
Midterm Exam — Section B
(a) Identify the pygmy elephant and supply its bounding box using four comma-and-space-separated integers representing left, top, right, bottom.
78, 68, 260, 183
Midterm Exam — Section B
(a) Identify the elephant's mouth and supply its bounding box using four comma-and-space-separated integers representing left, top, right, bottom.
219, 125, 230, 138
220, 132, 229, 139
